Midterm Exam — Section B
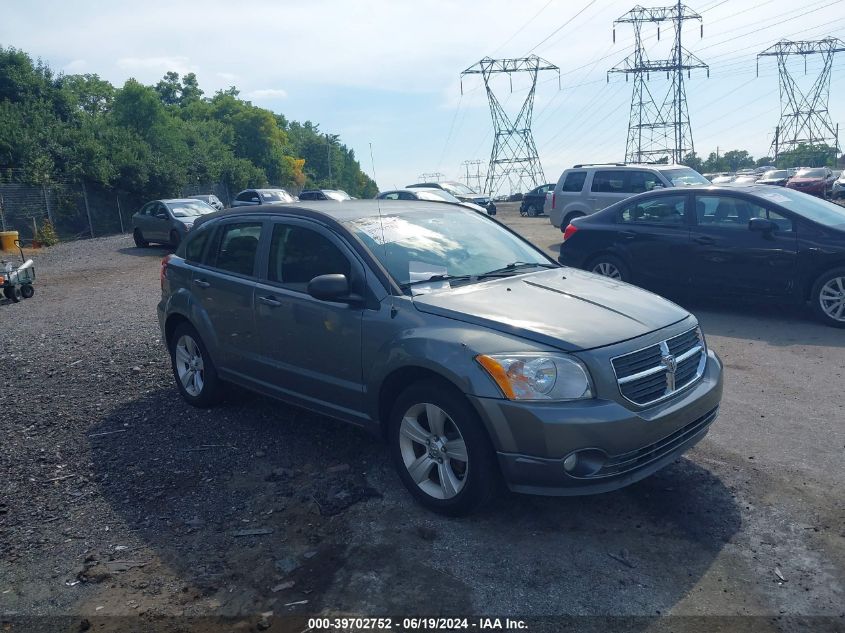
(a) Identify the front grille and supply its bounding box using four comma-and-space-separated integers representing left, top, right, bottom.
577, 406, 719, 479
611, 327, 706, 407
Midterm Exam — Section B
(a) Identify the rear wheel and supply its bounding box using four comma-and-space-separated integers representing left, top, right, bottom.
526, 204, 539, 217
389, 381, 498, 515
169, 322, 224, 406
20, 284, 34, 299
563, 211, 585, 228
133, 229, 148, 248
587, 254, 629, 282
4, 286, 22, 302
811, 268, 845, 328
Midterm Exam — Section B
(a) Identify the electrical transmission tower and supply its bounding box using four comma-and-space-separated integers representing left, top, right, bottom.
757, 38, 845, 163
461, 56, 559, 196
609, 0, 708, 164
462, 160, 484, 192
417, 172, 444, 182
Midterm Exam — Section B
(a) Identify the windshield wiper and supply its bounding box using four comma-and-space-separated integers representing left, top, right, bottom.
477, 261, 557, 278
400, 274, 473, 289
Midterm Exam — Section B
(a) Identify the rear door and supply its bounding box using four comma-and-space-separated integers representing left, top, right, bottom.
611, 193, 693, 291
150, 203, 172, 241
587, 170, 630, 212
191, 219, 266, 376
689, 193, 799, 297
252, 219, 366, 419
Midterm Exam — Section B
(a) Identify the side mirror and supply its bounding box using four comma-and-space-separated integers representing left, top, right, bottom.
307, 274, 357, 303
748, 217, 776, 233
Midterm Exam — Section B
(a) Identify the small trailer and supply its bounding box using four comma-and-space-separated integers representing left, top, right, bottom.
1, 240, 35, 303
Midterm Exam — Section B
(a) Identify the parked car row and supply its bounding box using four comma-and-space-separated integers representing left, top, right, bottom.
706, 168, 840, 198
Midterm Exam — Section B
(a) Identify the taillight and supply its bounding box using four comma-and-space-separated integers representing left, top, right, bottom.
563, 224, 579, 242
160, 254, 172, 288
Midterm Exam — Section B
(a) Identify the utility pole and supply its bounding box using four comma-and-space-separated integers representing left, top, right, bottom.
326, 133, 332, 187
609, 1, 708, 164
757, 38, 845, 165
461, 55, 560, 196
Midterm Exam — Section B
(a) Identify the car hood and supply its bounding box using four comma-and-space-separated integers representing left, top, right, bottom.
411, 267, 690, 352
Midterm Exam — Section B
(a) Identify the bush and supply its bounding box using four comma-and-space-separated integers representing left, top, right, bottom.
36, 218, 59, 246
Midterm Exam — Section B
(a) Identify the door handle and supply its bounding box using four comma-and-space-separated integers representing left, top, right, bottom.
257, 295, 282, 307
193, 279, 210, 288
694, 236, 715, 245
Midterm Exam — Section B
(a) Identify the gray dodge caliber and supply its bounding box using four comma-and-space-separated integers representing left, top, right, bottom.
157, 201, 723, 515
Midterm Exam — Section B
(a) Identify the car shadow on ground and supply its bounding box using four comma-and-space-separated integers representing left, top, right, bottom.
117, 245, 174, 258
89, 388, 741, 623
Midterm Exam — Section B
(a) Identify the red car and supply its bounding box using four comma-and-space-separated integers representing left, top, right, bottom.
786, 167, 835, 198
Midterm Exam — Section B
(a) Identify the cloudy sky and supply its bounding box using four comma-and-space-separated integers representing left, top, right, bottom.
3, 0, 844, 190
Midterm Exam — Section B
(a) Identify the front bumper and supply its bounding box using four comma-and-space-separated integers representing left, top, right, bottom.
468, 350, 723, 496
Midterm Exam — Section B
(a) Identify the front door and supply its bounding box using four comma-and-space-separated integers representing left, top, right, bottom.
689, 193, 799, 297
253, 219, 365, 419
191, 220, 265, 375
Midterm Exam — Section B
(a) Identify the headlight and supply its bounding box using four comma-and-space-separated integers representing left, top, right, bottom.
476, 353, 593, 401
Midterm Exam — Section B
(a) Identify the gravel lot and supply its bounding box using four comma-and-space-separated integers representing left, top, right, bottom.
1, 204, 843, 632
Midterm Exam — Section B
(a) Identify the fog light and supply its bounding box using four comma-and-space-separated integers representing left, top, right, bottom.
563, 453, 578, 472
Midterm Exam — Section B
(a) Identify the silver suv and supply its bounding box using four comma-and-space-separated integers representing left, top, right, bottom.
548, 163, 709, 230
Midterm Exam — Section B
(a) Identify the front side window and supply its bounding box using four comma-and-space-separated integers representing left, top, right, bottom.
695, 196, 770, 229
211, 222, 263, 276
561, 171, 587, 192
184, 225, 212, 262
627, 171, 662, 194
619, 195, 687, 225
235, 191, 254, 202
661, 168, 710, 186
268, 224, 351, 292
380, 192, 400, 200
590, 170, 627, 193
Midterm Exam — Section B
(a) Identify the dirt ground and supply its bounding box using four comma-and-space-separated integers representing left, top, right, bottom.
0, 203, 843, 633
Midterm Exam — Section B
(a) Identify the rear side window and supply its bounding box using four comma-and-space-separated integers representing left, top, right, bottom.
619, 195, 687, 225
267, 224, 351, 292
695, 196, 794, 231
561, 171, 587, 192
591, 171, 627, 193
210, 222, 263, 276
184, 226, 212, 262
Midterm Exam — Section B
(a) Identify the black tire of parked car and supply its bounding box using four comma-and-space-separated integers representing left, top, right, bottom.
20, 284, 34, 299
133, 229, 149, 248
4, 285, 22, 302
810, 267, 845, 328
169, 322, 225, 407
170, 230, 181, 249
388, 380, 499, 516
526, 204, 540, 217
586, 253, 630, 282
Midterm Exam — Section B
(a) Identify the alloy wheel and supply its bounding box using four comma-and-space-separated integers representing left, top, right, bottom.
398, 403, 468, 500
175, 334, 205, 397
592, 261, 622, 279
819, 276, 845, 322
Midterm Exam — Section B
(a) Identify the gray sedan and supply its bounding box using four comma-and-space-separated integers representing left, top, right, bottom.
377, 188, 488, 214
132, 199, 216, 248
158, 201, 723, 515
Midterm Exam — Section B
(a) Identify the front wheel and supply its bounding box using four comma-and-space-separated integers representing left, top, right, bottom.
811, 268, 845, 328
4, 286, 22, 302
389, 381, 498, 515
20, 284, 34, 299
587, 254, 630, 282
526, 204, 539, 217
169, 323, 224, 406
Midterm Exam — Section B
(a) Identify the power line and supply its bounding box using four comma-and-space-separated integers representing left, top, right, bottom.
526, 0, 599, 54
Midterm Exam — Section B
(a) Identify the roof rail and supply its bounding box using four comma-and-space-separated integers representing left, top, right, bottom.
572, 162, 627, 168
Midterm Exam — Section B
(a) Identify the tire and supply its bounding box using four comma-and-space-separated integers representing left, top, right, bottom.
526, 204, 539, 217
563, 211, 586, 228
169, 322, 224, 407
389, 380, 498, 516
4, 285, 22, 303
170, 230, 181, 249
810, 267, 845, 328
519, 208, 528, 217
20, 284, 34, 299
133, 229, 149, 248
586, 254, 630, 282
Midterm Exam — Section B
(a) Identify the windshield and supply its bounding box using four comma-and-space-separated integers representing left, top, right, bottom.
439, 181, 477, 196
795, 168, 827, 178
757, 188, 845, 228
343, 208, 550, 291
663, 168, 710, 186
168, 201, 215, 217
414, 190, 460, 203
259, 189, 294, 203
762, 170, 788, 179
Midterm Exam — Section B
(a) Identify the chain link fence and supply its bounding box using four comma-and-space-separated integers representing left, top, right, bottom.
0, 169, 243, 243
